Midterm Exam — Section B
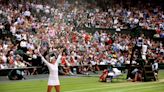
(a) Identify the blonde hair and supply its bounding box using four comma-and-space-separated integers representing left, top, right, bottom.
49, 56, 55, 62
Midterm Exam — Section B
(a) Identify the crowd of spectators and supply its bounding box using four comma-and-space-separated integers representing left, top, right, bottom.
0, 0, 163, 75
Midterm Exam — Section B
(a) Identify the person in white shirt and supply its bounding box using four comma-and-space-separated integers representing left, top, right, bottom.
23, 10, 31, 17
19, 40, 28, 52
142, 42, 148, 60
38, 45, 63, 92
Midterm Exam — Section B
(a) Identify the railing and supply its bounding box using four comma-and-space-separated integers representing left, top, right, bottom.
1, 64, 164, 76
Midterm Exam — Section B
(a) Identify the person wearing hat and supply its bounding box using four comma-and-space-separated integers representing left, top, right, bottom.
37, 45, 63, 92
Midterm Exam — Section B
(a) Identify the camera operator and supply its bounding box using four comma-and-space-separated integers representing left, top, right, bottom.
8, 69, 25, 80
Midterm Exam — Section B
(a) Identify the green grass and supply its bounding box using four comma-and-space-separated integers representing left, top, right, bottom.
0, 70, 164, 92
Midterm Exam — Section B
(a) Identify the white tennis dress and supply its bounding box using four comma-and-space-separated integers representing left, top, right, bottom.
40, 54, 62, 86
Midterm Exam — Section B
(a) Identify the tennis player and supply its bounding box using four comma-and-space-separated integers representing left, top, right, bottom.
37, 45, 63, 92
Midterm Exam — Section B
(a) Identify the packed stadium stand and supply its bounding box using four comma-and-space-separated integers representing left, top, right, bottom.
0, 0, 163, 81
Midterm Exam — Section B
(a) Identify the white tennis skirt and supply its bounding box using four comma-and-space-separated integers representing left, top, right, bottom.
48, 78, 60, 86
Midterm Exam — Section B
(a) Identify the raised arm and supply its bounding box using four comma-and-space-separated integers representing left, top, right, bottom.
56, 54, 62, 64
56, 48, 64, 64
37, 43, 50, 66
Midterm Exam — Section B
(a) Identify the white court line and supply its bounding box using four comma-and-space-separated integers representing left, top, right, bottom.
64, 81, 164, 92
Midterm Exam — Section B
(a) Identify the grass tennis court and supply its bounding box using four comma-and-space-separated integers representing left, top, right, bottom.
0, 70, 164, 92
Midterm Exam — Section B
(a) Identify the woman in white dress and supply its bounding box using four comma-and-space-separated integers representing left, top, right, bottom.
38, 45, 63, 92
